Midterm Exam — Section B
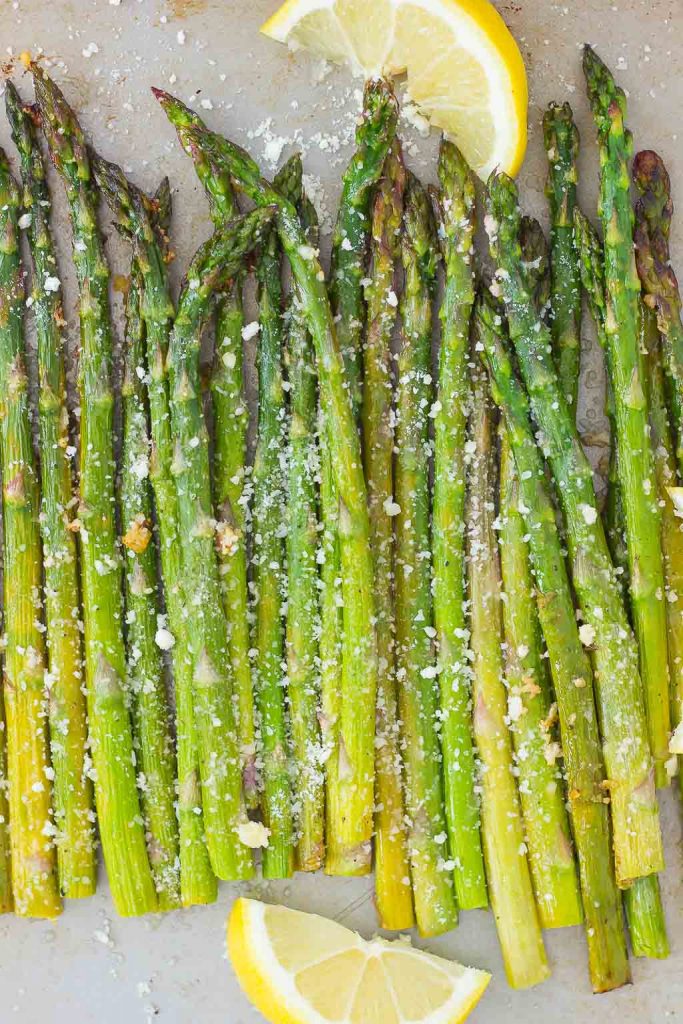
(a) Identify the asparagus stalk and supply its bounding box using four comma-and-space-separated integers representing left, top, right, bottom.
285, 188, 325, 873
498, 433, 583, 928
633, 149, 683, 473
0, 147, 61, 919
474, 293, 630, 991
543, 102, 582, 412
166, 211, 274, 880
120, 261, 180, 909
250, 155, 303, 880
584, 45, 671, 788
33, 68, 157, 916
174, 122, 257, 809
362, 140, 414, 929
431, 140, 487, 911
485, 170, 663, 887
322, 78, 397, 874
622, 309, 675, 961
519, 215, 551, 317
508, 208, 583, 927
641, 307, 683, 794
574, 209, 669, 959
329, 77, 398, 416
91, 156, 216, 902
155, 91, 379, 878
466, 367, 548, 989
0, 688, 10, 912
5, 82, 96, 899
394, 174, 457, 937
573, 208, 629, 585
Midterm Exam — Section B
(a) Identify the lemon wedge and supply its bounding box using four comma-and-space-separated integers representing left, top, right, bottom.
228, 897, 491, 1024
261, 0, 527, 178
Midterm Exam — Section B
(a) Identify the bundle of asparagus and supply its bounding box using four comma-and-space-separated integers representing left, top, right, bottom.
0, 45, 680, 1000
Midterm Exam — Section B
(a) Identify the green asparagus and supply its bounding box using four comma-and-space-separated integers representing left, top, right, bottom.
33, 67, 157, 916
0, 687, 10, 912
543, 102, 582, 412
475, 292, 630, 991
466, 366, 548, 989
519, 215, 551, 317
166, 211, 274, 880
362, 139, 414, 929
574, 208, 669, 960
431, 140, 487, 911
573, 208, 630, 585
6, 81, 96, 899
498, 433, 583, 928
120, 261, 180, 910
91, 155, 216, 903
394, 174, 457, 937
584, 45, 670, 788
486, 169, 663, 886
172, 117, 257, 808
329, 77, 398, 416
285, 187, 325, 873
155, 89, 379, 878
251, 155, 303, 880
633, 149, 683, 474
322, 78, 397, 874
0, 147, 61, 919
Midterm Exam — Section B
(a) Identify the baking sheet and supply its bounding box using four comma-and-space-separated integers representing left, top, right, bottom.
0, 1, 682, 1021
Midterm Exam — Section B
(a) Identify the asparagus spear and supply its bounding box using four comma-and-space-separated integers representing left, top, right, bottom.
329, 77, 398, 416
394, 174, 457, 937
173, 121, 257, 809
622, 309, 675, 961
119, 261, 180, 910
474, 293, 630, 991
519, 215, 551, 317
431, 140, 487, 911
91, 156, 216, 903
322, 79, 397, 873
155, 91, 379, 878
285, 188, 324, 873
498, 433, 583, 928
33, 68, 157, 916
543, 102, 582, 413
250, 155, 303, 881
466, 367, 548, 989
485, 170, 663, 887
0, 147, 61, 919
633, 149, 683, 473
641, 304, 683, 796
574, 209, 669, 960
573, 208, 629, 586
584, 45, 671, 788
166, 211, 274, 880
0, 687, 10, 912
362, 140, 414, 929
5, 82, 96, 899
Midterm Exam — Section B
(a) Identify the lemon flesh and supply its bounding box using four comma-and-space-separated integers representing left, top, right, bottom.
228, 897, 491, 1024
261, 0, 528, 178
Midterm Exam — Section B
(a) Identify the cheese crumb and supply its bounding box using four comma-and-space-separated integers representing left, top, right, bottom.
155, 628, 175, 652
578, 623, 596, 647
241, 321, 260, 342
237, 820, 271, 849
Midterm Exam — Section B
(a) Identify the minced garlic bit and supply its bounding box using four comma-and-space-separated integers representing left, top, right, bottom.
122, 514, 152, 554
